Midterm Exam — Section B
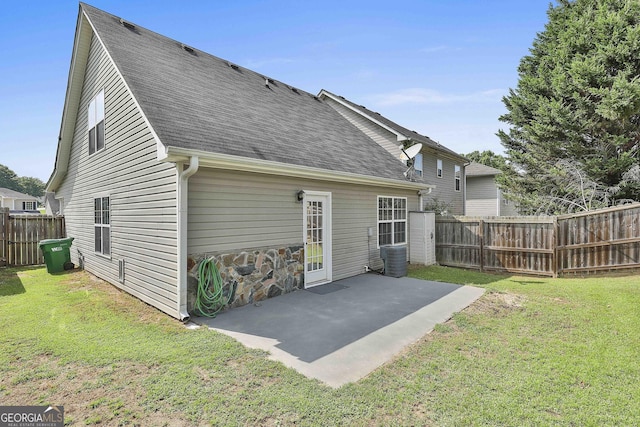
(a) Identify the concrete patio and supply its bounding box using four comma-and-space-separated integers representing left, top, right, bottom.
194, 273, 484, 387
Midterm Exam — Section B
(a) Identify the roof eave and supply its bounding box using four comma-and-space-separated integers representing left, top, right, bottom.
163, 147, 433, 191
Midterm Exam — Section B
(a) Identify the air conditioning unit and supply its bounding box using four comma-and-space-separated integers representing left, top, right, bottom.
379, 245, 407, 278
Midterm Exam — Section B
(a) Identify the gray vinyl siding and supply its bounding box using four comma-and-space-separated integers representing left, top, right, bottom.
324, 97, 464, 214
324, 98, 403, 159
54, 33, 179, 317
188, 169, 418, 281
466, 175, 499, 216
422, 154, 464, 215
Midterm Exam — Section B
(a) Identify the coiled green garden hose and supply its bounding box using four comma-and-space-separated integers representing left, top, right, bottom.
194, 258, 235, 317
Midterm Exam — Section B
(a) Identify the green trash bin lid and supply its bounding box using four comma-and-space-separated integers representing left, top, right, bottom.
39, 237, 74, 248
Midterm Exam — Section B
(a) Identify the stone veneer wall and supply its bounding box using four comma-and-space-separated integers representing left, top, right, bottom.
187, 244, 305, 313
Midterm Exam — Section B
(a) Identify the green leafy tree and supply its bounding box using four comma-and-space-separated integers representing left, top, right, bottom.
464, 150, 508, 170
0, 164, 21, 191
17, 176, 45, 198
498, 0, 640, 214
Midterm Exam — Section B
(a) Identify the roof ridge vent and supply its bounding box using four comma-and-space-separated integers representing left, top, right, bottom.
227, 62, 240, 70
119, 18, 136, 30
289, 86, 300, 94
181, 44, 196, 55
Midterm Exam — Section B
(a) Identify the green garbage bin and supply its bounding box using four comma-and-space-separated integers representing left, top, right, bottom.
39, 237, 74, 273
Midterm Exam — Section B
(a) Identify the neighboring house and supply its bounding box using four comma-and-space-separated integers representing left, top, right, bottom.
0, 188, 39, 212
465, 162, 519, 216
46, 3, 434, 320
318, 90, 468, 215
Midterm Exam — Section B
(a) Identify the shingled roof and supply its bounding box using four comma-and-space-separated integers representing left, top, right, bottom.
77, 3, 421, 184
319, 89, 467, 162
465, 162, 501, 177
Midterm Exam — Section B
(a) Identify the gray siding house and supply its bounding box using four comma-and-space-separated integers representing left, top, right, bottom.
465, 162, 519, 216
47, 3, 433, 320
0, 188, 39, 212
318, 90, 468, 215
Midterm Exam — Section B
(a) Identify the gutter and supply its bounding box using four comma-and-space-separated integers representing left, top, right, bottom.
163, 146, 433, 193
176, 156, 199, 321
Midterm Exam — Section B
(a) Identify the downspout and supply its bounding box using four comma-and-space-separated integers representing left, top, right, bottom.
177, 156, 199, 321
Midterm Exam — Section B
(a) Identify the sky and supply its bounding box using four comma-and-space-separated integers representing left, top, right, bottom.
0, 1, 552, 182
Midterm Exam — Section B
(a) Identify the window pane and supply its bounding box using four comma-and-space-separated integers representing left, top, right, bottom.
89, 127, 96, 155
102, 227, 110, 255
88, 98, 96, 128
94, 198, 101, 224
414, 153, 423, 175
96, 120, 105, 151
96, 90, 105, 122
379, 222, 392, 246
95, 226, 102, 252
102, 197, 110, 224
394, 222, 406, 244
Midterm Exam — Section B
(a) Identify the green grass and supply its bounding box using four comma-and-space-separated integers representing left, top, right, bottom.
1, 266, 639, 426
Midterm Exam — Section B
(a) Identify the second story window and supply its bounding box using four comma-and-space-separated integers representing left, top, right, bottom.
437, 159, 443, 178
88, 90, 105, 155
414, 153, 423, 177
455, 165, 461, 191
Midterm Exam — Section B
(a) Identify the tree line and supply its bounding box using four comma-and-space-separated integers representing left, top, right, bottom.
0, 164, 46, 198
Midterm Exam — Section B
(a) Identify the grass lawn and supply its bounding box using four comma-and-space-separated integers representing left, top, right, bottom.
0, 266, 638, 426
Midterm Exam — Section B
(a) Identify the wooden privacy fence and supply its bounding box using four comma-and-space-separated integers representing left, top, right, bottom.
435, 203, 640, 277
0, 208, 66, 267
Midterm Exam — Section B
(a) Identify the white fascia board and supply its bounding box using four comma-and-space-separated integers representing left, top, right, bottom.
318, 90, 409, 142
163, 147, 433, 192
47, 8, 90, 192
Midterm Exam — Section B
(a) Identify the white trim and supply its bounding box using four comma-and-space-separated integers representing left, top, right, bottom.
377, 196, 408, 248
318, 90, 407, 142
303, 191, 332, 288
164, 147, 433, 192
176, 157, 199, 321
93, 194, 111, 258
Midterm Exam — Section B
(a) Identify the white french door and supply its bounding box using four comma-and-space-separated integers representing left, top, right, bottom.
303, 191, 332, 287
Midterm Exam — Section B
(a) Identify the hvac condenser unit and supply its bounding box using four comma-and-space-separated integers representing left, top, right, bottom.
379, 245, 407, 278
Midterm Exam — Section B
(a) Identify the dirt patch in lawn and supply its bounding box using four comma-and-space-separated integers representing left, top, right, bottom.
1, 354, 188, 426
463, 291, 526, 316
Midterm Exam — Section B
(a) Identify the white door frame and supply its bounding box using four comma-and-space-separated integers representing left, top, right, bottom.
302, 191, 332, 288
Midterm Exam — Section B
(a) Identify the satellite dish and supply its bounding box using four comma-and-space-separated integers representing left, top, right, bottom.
399, 143, 423, 161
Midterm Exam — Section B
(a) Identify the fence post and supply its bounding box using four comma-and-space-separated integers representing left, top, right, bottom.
552, 216, 559, 278
479, 219, 484, 272
1, 208, 8, 267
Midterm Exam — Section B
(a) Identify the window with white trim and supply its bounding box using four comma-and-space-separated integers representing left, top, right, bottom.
414, 153, 423, 177
378, 196, 407, 246
88, 90, 105, 155
455, 165, 461, 191
437, 159, 443, 178
94, 196, 110, 256
22, 201, 37, 210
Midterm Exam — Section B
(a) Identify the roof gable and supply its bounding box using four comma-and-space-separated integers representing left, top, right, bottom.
318, 90, 467, 162
76, 3, 416, 183
0, 188, 38, 200
465, 162, 501, 177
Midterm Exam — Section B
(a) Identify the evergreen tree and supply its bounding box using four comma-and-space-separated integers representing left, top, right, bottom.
498, 0, 640, 214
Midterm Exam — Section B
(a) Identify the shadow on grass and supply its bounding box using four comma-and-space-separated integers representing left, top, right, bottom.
0, 267, 26, 296
408, 264, 512, 286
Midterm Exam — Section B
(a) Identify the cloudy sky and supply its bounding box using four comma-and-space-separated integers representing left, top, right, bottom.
0, 0, 552, 181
